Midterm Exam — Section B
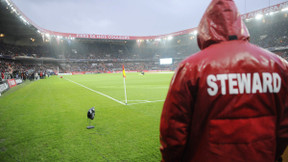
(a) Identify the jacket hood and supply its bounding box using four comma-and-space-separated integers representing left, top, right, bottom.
197, 0, 250, 50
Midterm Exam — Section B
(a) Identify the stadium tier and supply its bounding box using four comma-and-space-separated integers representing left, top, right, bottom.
0, 0, 288, 80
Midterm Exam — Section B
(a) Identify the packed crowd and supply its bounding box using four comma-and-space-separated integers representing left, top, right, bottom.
247, 14, 288, 48
0, 58, 56, 81
0, 43, 49, 58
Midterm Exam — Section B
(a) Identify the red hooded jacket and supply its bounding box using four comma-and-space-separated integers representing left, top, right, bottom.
160, 0, 288, 161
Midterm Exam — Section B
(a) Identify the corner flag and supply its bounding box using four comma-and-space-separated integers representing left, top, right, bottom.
122, 65, 127, 105
122, 65, 126, 78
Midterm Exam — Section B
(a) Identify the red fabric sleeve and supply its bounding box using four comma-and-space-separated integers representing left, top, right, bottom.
276, 64, 288, 160
160, 63, 194, 162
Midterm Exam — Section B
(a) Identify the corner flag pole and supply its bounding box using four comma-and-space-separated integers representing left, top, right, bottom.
122, 65, 128, 105
123, 77, 128, 105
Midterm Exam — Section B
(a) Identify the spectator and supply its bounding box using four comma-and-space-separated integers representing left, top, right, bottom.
160, 0, 288, 161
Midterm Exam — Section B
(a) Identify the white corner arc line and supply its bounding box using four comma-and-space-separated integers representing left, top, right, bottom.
64, 78, 126, 105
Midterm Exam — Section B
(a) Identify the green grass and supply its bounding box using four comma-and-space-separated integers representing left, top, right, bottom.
0, 72, 173, 161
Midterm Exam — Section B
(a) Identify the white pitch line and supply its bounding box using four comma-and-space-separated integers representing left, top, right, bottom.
127, 100, 165, 105
64, 78, 126, 105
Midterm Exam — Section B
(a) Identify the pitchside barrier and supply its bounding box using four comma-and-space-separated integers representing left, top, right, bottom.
7, 79, 17, 88
58, 73, 72, 76
15, 78, 23, 85
0, 78, 23, 96
0, 80, 10, 96
57, 70, 174, 76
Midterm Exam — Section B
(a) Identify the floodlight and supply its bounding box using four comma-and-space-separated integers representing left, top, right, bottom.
87, 107, 95, 129
155, 38, 161, 42
5, 0, 10, 6
255, 14, 263, 20
167, 36, 173, 40
282, 7, 288, 12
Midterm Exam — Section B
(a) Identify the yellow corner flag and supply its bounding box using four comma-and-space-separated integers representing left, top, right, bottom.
122, 65, 126, 78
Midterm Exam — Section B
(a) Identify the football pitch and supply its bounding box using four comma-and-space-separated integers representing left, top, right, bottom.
0, 72, 174, 161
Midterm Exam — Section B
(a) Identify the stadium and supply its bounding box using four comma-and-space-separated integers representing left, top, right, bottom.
0, 0, 288, 161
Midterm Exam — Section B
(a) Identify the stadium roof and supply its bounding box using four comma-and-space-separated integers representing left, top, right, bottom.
1, 0, 288, 42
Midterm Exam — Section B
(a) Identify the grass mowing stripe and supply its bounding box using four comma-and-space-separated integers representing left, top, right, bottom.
64, 77, 126, 105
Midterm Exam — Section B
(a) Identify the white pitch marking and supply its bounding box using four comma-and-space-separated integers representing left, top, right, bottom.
127, 100, 165, 105
127, 100, 150, 102
64, 78, 126, 105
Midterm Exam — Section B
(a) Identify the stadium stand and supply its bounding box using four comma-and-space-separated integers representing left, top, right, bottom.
0, 0, 287, 79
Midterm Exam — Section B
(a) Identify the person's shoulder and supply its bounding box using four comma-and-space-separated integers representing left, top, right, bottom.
248, 43, 288, 70
181, 50, 204, 65
174, 51, 204, 75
